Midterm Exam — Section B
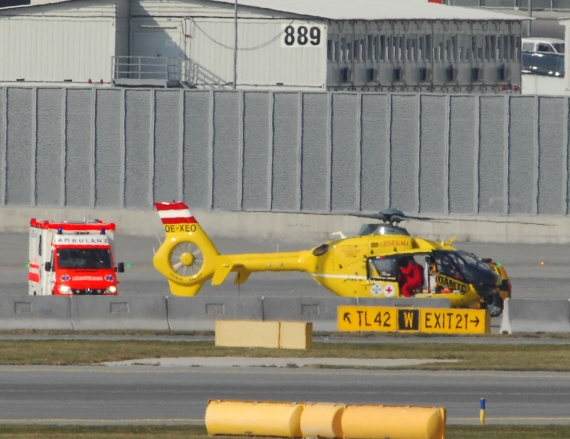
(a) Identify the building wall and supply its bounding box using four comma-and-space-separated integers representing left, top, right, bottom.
186, 18, 327, 88
1, 87, 569, 217
0, 0, 119, 83
115, 0, 131, 58
327, 20, 523, 92
0, 0, 524, 91
130, 0, 327, 89
522, 74, 567, 95
132, 0, 289, 19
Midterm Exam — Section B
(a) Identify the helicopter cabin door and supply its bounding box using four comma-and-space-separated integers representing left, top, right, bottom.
432, 251, 470, 294
366, 256, 400, 298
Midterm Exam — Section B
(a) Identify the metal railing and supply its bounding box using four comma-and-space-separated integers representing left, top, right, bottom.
444, 0, 570, 9
183, 60, 233, 89
112, 56, 182, 82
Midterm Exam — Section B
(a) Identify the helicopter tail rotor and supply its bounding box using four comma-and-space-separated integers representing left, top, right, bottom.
153, 202, 220, 296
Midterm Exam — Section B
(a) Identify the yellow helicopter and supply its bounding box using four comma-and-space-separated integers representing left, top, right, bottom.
153, 202, 510, 317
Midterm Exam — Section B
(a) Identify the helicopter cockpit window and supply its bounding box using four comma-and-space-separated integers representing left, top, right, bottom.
367, 257, 398, 280
454, 250, 497, 284
433, 252, 464, 281
358, 224, 410, 237
433, 250, 500, 286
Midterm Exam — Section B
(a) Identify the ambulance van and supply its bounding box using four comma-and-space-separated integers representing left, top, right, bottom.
28, 219, 124, 296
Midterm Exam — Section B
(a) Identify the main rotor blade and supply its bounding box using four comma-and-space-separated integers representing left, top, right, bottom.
434, 218, 551, 226
224, 208, 550, 226
349, 213, 386, 220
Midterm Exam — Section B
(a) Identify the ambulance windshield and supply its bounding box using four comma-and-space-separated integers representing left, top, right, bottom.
57, 248, 112, 269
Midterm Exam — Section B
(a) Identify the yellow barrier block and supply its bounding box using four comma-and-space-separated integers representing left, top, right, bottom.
342, 405, 446, 439
279, 322, 312, 350
215, 321, 279, 348
205, 400, 304, 437
300, 403, 344, 438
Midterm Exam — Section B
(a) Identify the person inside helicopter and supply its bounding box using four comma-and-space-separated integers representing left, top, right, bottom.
398, 255, 424, 297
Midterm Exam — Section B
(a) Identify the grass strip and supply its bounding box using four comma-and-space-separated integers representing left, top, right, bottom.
0, 425, 569, 439
0, 340, 568, 371
0, 329, 569, 340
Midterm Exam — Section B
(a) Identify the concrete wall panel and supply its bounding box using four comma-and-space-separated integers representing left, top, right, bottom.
360, 94, 389, 212
71, 296, 169, 330
6, 88, 33, 205
94, 89, 122, 207
154, 90, 181, 203
65, 89, 93, 207
479, 96, 506, 214
168, 296, 263, 331
124, 90, 152, 208
500, 298, 570, 334
212, 91, 240, 210
390, 94, 419, 213
183, 91, 211, 209
0, 88, 5, 205
509, 96, 536, 214
271, 93, 299, 211
36, 88, 63, 206
263, 297, 357, 331
331, 93, 359, 212
419, 95, 446, 214
300, 93, 328, 212
538, 97, 565, 215
243, 92, 270, 210
448, 96, 476, 214
0, 296, 72, 330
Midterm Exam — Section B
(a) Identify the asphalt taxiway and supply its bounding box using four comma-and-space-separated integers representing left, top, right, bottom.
0, 366, 568, 425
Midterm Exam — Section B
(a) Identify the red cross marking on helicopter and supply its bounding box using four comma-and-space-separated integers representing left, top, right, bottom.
385, 286, 393, 294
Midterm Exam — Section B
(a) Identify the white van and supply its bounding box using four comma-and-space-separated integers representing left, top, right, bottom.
522, 37, 565, 54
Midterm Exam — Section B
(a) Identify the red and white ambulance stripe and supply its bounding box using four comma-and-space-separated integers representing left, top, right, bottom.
154, 202, 197, 225
28, 263, 40, 283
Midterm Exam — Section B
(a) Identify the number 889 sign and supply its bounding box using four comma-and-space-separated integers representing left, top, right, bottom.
281, 24, 325, 48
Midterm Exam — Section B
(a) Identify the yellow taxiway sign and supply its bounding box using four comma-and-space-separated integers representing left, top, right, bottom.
338, 306, 490, 334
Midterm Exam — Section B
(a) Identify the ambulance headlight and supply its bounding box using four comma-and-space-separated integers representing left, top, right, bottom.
105, 286, 117, 294
58, 285, 72, 294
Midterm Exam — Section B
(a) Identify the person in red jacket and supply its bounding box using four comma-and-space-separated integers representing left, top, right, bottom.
398, 256, 424, 297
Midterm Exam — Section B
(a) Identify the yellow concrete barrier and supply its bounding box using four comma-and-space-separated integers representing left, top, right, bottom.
342, 405, 446, 439
279, 322, 312, 350
215, 321, 279, 348
205, 400, 304, 437
215, 320, 313, 349
300, 403, 344, 438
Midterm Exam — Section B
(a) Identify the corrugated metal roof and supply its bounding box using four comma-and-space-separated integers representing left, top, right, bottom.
4, 0, 527, 21
0, 0, 74, 10
0, 0, 114, 14
207, 0, 526, 21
